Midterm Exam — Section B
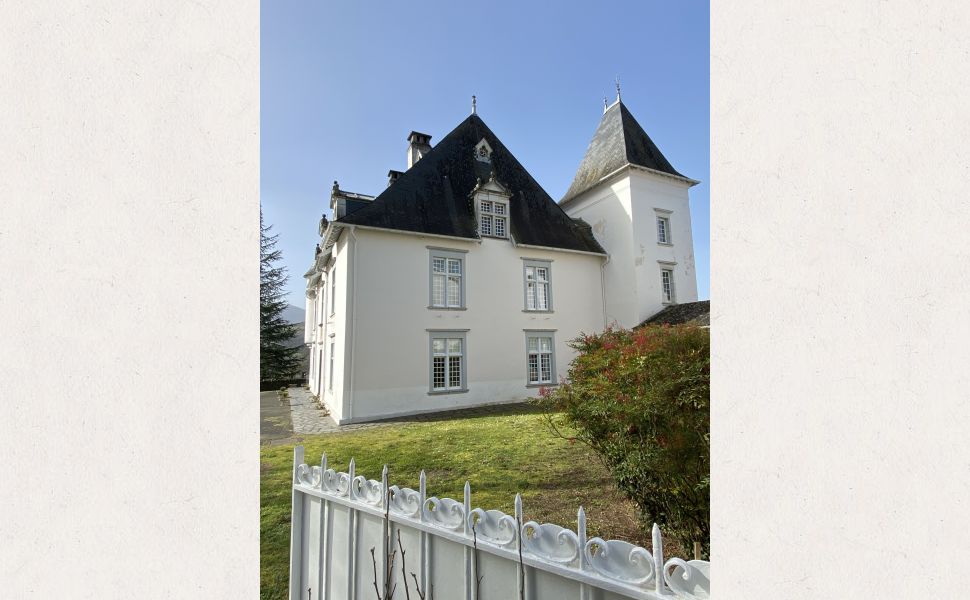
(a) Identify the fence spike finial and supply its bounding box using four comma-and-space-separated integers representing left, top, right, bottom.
514, 493, 523, 521
577, 506, 588, 570
463, 481, 472, 536
652, 523, 666, 595
293, 445, 305, 483
419, 470, 427, 523
381, 464, 389, 508
321, 452, 327, 472
348, 458, 356, 498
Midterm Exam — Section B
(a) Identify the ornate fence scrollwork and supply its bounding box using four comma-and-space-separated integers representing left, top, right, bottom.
468, 508, 518, 547
521, 521, 581, 564
664, 558, 711, 599
423, 496, 465, 531
290, 447, 711, 599
584, 537, 656, 586
388, 485, 422, 518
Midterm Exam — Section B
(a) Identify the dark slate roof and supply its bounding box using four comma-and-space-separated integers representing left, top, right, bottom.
639, 300, 710, 327
334, 114, 605, 254
561, 101, 691, 204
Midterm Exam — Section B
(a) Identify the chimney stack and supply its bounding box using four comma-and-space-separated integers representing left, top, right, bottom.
407, 131, 432, 169
387, 170, 403, 187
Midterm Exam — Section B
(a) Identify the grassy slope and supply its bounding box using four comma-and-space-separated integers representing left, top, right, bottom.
260, 406, 651, 600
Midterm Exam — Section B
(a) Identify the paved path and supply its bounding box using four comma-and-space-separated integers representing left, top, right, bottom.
260, 389, 293, 444
287, 387, 337, 435
260, 386, 541, 445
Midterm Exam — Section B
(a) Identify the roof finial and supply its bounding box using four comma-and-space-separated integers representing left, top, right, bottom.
615, 76, 622, 103
472, 95, 477, 115
603, 96, 608, 113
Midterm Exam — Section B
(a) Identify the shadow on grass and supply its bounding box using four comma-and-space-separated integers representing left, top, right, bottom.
367, 400, 547, 425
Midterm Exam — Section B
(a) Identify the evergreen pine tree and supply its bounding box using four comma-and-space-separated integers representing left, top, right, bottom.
260, 210, 301, 381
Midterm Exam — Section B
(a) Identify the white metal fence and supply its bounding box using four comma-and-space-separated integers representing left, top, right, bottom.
288, 446, 710, 600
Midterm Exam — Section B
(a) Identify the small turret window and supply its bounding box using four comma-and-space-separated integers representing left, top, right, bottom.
655, 208, 673, 245
661, 269, 675, 303
657, 216, 670, 243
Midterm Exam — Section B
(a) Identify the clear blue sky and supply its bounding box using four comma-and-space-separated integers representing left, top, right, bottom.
262, 1, 709, 309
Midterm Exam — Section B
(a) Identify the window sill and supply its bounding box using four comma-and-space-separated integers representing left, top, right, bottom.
427, 388, 469, 396
479, 234, 509, 240
526, 383, 559, 389
657, 242, 673, 247
523, 309, 554, 314
428, 306, 468, 311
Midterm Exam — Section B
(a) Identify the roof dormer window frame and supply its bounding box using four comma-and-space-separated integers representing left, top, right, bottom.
472, 172, 511, 240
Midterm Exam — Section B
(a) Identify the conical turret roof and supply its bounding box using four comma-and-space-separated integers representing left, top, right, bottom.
561, 101, 693, 204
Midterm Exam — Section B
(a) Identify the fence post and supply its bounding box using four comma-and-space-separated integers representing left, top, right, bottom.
289, 445, 305, 600
381, 464, 389, 595
319, 453, 329, 600
347, 457, 357, 599
464, 480, 472, 600
420, 470, 430, 598
515, 494, 526, 600
577, 507, 589, 600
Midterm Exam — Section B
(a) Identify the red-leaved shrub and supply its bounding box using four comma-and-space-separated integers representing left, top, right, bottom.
538, 324, 710, 554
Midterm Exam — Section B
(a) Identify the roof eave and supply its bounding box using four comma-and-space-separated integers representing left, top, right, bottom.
560, 163, 700, 207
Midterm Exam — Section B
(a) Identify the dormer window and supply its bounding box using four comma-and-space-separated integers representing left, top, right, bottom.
471, 171, 512, 240
479, 199, 507, 238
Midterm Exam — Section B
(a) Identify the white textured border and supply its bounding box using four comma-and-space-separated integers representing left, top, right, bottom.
712, 2, 970, 599
4, 2, 970, 598
0, 1, 258, 597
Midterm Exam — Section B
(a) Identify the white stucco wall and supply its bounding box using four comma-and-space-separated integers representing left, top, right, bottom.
331, 226, 605, 424
628, 170, 698, 321
561, 177, 637, 327
563, 167, 697, 327
320, 234, 352, 422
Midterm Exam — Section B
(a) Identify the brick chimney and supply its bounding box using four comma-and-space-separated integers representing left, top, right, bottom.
387, 170, 403, 187
407, 131, 432, 169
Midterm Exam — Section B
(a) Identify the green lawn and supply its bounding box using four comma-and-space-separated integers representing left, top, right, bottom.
260, 404, 649, 600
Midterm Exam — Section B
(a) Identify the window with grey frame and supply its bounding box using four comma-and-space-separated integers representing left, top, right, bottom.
328, 339, 335, 390
657, 215, 671, 244
478, 198, 508, 238
661, 268, 675, 303
523, 259, 552, 311
525, 332, 555, 385
428, 330, 467, 393
429, 248, 466, 309
329, 268, 336, 315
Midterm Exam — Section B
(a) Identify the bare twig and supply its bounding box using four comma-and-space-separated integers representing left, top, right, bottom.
371, 547, 383, 600
472, 523, 483, 599
397, 530, 411, 600
410, 573, 425, 600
